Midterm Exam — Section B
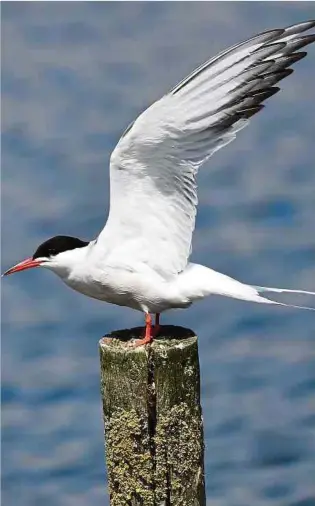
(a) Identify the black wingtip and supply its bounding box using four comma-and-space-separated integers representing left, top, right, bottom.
274, 68, 294, 79
288, 34, 315, 52
252, 86, 280, 102
284, 20, 315, 33
284, 52, 308, 66
241, 104, 265, 119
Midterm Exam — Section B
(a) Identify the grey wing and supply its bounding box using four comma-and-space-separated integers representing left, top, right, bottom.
98, 21, 315, 275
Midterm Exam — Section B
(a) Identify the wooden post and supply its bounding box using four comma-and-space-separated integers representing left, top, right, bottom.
99, 325, 206, 506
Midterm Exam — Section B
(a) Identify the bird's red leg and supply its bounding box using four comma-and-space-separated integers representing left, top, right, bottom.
133, 313, 153, 347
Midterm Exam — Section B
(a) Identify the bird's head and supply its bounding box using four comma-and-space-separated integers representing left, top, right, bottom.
3, 235, 89, 277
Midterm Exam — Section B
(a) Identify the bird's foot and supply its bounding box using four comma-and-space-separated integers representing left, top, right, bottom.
129, 314, 161, 348
132, 325, 161, 348
131, 334, 152, 347
130, 313, 153, 347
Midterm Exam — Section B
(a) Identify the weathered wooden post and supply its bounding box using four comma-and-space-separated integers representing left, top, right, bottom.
99, 325, 206, 506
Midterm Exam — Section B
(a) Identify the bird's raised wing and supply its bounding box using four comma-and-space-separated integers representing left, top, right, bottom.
98, 21, 315, 276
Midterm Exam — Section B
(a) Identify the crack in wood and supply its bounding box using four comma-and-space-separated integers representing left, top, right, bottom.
147, 345, 157, 500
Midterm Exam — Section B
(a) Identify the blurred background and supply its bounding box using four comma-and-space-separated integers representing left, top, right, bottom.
1, 3, 315, 505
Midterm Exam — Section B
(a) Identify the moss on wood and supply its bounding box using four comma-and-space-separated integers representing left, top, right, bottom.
99, 325, 206, 505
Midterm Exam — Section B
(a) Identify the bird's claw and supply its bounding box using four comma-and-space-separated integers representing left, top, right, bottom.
128, 324, 161, 348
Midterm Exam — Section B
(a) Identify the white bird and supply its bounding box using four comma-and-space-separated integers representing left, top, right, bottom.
4, 21, 315, 345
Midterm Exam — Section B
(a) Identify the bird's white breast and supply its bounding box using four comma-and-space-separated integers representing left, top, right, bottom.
60, 260, 190, 313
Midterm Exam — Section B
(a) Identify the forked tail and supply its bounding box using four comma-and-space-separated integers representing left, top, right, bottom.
252, 285, 315, 311
180, 264, 315, 311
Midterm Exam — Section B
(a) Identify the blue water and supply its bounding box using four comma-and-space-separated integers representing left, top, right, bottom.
2, 3, 315, 505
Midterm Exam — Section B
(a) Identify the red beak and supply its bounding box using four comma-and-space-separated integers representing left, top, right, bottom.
2, 257, 41, 276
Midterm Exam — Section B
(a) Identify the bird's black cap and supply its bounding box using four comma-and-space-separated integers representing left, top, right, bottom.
33, 235, 89, 259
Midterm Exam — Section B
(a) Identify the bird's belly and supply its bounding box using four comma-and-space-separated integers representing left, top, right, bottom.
64, 276, 140, 309
64, 268, 190, 313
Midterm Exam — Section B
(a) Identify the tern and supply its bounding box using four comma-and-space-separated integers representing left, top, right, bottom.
4, 21, 315, 345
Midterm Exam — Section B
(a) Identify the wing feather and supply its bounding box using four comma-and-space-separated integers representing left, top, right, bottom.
98, 21, 315, 275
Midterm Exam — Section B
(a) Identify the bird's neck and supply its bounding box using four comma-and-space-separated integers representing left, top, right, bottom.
45, 242, 93, 279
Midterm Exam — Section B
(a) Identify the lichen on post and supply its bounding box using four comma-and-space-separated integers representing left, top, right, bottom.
99, 325, 206, 506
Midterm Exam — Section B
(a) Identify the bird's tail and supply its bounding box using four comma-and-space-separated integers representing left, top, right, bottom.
252, 285, 315, 311
180, 264, 315, 311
